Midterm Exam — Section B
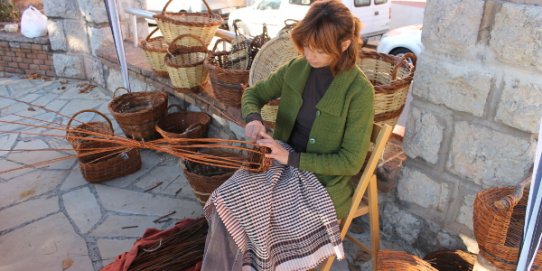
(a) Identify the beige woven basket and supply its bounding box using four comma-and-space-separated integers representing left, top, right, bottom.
165, 34, 208, 93
249, 30, 297, 125
153, 0, 223, 45
140, 28, 169, 78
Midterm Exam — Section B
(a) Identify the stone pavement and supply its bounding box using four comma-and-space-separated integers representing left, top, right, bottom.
0, 76, 407, 271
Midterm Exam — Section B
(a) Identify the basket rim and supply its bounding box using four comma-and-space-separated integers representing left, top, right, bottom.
154, 12, 223, 26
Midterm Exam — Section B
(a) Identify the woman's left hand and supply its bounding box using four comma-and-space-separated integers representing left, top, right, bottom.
256, 131, 289, 165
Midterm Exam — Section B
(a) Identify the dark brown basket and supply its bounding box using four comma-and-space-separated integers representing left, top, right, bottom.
248, 23, 271, 69
423, 250, 475, 271
182, 149, 240, 206
473, 183, 542, 270
78, 146, 142, 183
108, 87, 168, 141
377, 250, 438, 271
65, 109, 114, 151
205, 38, 249, 107
155, 104, 211, 140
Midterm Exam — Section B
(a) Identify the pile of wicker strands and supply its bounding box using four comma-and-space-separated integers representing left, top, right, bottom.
127, 217, 208, 271
376, 250, 437, 271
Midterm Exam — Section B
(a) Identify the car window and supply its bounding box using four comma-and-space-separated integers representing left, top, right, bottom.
289, 0, 315, 6
374, 0, 388, 4
354, 0, 370, 7
257, 0, 281, 10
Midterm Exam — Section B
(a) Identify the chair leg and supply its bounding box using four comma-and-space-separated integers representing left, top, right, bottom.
368, 175, 380, 271
320, 254, 335, 271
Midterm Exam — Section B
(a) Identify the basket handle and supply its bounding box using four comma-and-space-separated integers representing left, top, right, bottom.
113, 86, 131, 97
145, 27, 161, 41
391, 52, 417, 80
494, 175, 532, 210
167, 34, 206, 56
66, 109, 114, 136
167, 104, 187, 113
161, 0, 213, 16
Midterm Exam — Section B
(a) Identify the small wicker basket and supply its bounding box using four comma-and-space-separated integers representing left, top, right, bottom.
248, 23, 271, 69
205, 38, 250, 107
140, 28, 169, 78
153, 0, 223, 45
108, 87, 168, 141
165, 34, 208, 93
376, 250, 437, 271
66, 109, 114, 151
155, 104, 211, 140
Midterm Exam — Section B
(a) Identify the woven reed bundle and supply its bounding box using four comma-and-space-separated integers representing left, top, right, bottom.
376, 250, 438, 271
140, 27, 169, 78
108, 87, 168, 141
473, 177, 542, 270
155, 104, 212, 140
358, 49, 415, 127
165, 34, 208, 93
205, 38, 250, 107
153, 0, 223, 45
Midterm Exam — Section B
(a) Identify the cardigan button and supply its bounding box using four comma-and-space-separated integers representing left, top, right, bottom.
309, 138, 316, 144
316, 110, 321, 117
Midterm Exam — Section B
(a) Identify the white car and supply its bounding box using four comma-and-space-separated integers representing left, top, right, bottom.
376, 24, 423, 62
228, 0, 391, 38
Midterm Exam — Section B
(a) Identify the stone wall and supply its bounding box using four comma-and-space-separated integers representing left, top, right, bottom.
382, 0, 541, 254
0, 32, 54, 76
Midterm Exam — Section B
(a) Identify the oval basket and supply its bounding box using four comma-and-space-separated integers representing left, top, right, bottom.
140, 28, 169, 78
376, 250, 437, 271
205, 38, 249, 107
155, 104, 212, 140
182, 149, 240, 206
108, 87, 168, 141
165, 34, 208, 93
66, 109, 114, 151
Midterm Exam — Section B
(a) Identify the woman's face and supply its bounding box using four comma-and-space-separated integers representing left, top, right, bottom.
303, 46, 333, 68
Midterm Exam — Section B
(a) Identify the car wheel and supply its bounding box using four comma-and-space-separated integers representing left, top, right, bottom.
389, 48, 416, 65
232, 20, 250, 36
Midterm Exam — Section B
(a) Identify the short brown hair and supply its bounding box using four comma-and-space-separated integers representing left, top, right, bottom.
290, 0, 362, 74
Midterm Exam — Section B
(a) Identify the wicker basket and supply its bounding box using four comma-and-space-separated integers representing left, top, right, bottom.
248, 23, 271, 69
108, 87, 168, 141
473, 181, 542, 270
66, 109, 114, 151
359, 49, 415, 127
155, 104, 211, 141
376, 250, 438, 271
164, 34, 208, 93
205, 38, 250, 107
182, 149, 239, 206
423, 250, 475, 271
153, 0, 223, 45
140, 28, 169, 78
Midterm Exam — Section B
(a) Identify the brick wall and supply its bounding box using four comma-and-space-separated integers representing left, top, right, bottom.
0, 32, 55, 76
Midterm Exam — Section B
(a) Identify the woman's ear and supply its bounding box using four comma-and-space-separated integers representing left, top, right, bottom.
341, 40, 352, 52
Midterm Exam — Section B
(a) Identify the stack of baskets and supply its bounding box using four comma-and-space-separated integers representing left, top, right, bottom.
140, 28, 169, 78
66, 109, 141, 183
108, 87, 168, 141
473, 178, 542, 270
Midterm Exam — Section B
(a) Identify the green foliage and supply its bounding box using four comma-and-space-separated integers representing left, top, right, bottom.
0, 0, 19, 22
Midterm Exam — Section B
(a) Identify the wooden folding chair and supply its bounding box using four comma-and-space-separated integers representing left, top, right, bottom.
320, 123, 393, 271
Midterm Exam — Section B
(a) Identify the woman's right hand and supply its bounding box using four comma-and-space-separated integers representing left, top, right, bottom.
245, 120, 266, 142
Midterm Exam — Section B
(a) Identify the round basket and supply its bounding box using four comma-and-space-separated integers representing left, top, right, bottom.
164, 34, 208, 93
473, 184, 542, 270
205, 38, 249, 107
140, 28, 169, 78
249, 29, 297, 124
155, 104, 212, 140
182, 149, 240, 206
359, 50, 415, 127
376, 250, 437, 271
423, 250, 475, 271
66, 109, 114, 151
153, 0, 223, 45
108, 87, 168, 141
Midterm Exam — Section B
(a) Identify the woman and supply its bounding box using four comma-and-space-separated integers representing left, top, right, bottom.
203, 0, 374, 270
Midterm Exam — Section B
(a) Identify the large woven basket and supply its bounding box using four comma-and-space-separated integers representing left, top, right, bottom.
205, 38, 250, 107
473, 180, 542, 270
182, 149, 239, 206
140, 28, 169, 78
165, 34, 208, 93
359, 49, 415, 127
153, 0, 223, 45
66, 109, 114, 151
108, 87, 168, 141
376, 250, 437, 271
155, 104, 211, 140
